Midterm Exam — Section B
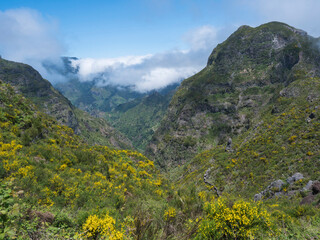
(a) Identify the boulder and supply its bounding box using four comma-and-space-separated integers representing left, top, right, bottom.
287, 172, 304, 184
225, 137, 232, 152
254, 193, 262, 201
269, 179, 285, 192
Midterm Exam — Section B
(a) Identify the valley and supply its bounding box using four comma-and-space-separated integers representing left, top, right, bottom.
1, 22, 320, 239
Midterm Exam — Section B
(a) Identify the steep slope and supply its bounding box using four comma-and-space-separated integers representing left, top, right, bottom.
0, 80, 169, 239
0, 58, 132, 148
146, 22, 320, 167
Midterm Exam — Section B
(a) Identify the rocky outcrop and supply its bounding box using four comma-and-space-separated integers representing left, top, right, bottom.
254, 173, 320, 202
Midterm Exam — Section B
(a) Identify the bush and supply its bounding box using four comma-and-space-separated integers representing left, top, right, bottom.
195, 198, 276, 239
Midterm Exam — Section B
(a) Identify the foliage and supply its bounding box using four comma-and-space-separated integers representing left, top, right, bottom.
195, 198, 275, 239
81, 213, 124, 239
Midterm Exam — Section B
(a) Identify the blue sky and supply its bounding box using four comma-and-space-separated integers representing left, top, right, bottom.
1, 0, 320, 91
0, 0, 250, 58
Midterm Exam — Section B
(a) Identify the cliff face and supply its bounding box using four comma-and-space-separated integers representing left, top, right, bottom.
146, 22, 320, 167
0, 58, 132, 149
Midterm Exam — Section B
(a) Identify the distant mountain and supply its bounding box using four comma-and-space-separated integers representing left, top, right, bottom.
146, 22, 320, 167
0, 57, 132, 149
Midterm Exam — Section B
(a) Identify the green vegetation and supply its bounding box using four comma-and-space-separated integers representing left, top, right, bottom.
55, 78, 178, 151
107, 92, 171, 151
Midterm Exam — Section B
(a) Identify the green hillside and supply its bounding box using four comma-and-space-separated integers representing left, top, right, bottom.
107, 92, 173, 151
0, 80, 170, 239
146, 22, 320, 167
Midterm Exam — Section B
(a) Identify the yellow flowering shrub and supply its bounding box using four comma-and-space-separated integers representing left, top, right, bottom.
164, 207, 177, 221
196, 198, 275, 239
81, 213, 124, 239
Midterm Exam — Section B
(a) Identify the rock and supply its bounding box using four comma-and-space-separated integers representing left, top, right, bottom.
269, 180, 285, 192
303, 180, 313, 191
312, 181, 320, 195
225, 137, 232, 152
287, 172, 304, 184
254, 193, 262, 201
300, 194, 315, 205
274, 192, 283, 197
309, 112, 315, 119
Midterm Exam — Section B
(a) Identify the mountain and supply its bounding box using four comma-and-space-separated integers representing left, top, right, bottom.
0, 57, 132, 149
146, 21, 320, 167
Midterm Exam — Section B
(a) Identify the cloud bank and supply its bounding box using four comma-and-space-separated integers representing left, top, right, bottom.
0, 8, 219, 92
68, 25, 219, 92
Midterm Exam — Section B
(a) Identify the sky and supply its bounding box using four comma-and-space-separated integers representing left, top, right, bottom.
0, 0, 320, 92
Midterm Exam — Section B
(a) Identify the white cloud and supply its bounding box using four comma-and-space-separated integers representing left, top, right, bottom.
183, 25, 218, 50
69, 53, 203, 92
0, 8, 65, 62
244, 0, 320, 36
137, 67, 198, 92
70, 55, 152, 81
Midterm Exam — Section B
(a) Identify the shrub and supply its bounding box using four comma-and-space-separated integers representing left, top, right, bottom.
195, 198, 275, 239
81, 213, 124, 239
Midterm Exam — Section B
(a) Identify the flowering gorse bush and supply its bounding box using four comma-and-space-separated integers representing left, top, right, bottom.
81, 213, 124, 239
196, 198, 275, 239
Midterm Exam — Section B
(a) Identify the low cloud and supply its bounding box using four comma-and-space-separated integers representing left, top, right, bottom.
68, 25, 220, 92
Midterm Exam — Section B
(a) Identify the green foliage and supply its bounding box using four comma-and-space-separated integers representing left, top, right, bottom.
195, 198, 275, 239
